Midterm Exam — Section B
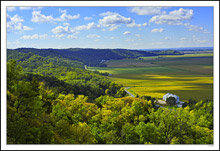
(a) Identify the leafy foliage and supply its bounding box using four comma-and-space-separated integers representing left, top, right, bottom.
6, 49, 213, 144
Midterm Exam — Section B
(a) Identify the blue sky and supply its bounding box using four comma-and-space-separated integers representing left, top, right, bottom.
6, 6, 213, 49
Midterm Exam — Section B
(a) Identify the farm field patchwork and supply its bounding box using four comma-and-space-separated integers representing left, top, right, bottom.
89, 53, 213, 101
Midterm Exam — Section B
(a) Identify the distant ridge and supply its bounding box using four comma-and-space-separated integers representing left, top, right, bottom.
139, 47, 213, 51
7, 47, 157, 67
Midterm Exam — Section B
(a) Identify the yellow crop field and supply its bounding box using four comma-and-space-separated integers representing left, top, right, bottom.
107, 74, 213, 100
89, 53, 213, 101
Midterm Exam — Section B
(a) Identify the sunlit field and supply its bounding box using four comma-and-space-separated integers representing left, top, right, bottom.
89, 53, 213, 101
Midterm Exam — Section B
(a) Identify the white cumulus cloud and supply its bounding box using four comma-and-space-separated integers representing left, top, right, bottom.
31, 10, 80, 23
150, 8, 193, 25
126, 21, 141, 28
130, 7, 166, 15
151, 28, 164, 33
123, 31, 131, 35
7, 14, 32, 31
23, 26, 33, 30
31, 11, 54, 23
63, 22, 70, 26
21, 34, 48, 40
108, 25, 119, 31
57, 13, 80, 21
51, 25, 70, 34
54, 34, 65, 39
19, 7, 32, 10
19, 7, 42, 10
99, 12, 133, 25
183, 23, 210, 33
84, 17, 93, 20
87, 34, 101, 38
67, 34, 78, 39
148, 8, 209, 34
99, 11, 118, 16
73, 22, 101, 31
99, 11, 144, 30
142, 23, 148, 27
58, 8, 67, 13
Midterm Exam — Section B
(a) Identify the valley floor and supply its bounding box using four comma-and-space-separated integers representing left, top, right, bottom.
89, 53, 213, 102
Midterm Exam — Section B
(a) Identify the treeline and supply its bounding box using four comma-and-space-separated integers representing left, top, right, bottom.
149, 50, 184, 55
7, 60, 213, 144
7, 50, 84, 69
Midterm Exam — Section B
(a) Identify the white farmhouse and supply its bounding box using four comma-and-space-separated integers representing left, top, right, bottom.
163, 93, 180, 103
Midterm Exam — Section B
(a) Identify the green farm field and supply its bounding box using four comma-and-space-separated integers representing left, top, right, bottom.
89, 53, 213, 101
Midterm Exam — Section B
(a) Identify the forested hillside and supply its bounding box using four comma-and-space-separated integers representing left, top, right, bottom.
6, 48, 213, 144
7, 48, 160, 66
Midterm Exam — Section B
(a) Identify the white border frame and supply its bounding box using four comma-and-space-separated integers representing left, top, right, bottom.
1, 1, 219, 150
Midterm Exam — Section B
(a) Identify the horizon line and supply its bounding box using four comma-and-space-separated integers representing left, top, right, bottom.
7, 46, 214, 50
